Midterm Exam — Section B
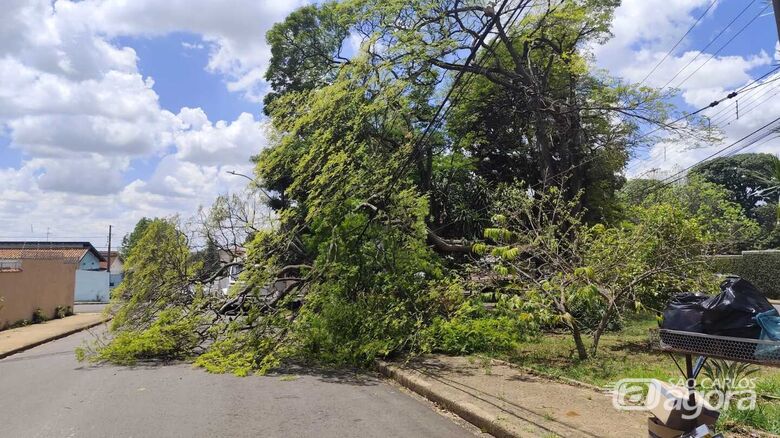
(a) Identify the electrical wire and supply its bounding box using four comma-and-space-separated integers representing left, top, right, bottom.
644, 115, 780, 192
637, 0, 718, 87
658, 0, 758, 91
671, 4, 770, 90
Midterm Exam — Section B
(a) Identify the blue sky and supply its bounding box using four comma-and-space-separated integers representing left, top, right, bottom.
0, 0, 779, 246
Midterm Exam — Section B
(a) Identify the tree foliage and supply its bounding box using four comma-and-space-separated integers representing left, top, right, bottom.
622, 176, 761, 253
86, 0, 719, 372
690, 153, 778, 217
475, 183, 715, 359
120, 217, 152, 259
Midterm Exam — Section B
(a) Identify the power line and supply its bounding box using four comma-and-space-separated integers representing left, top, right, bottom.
722, 85, 780, 126
658, 0, 758, 91
724, 132, 779, 156
671, 4, 770, 90
627, 66, 780, 173
645, 115, 780, 192
705, 71, 780, 123
637, 0, 717, 86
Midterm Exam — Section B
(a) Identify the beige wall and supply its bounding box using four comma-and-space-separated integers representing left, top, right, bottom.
0, 259, 76, 328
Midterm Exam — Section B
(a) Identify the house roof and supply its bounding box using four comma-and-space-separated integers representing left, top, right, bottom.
99, 251, 121, 269
0, 242, 105, 262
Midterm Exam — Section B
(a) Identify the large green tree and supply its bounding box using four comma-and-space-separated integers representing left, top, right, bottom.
690, 153, 778, 217
89, 0, 706, 372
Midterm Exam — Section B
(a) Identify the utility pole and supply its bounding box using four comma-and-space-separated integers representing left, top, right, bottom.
773, 0, 780, 44
107, 225, 112, 274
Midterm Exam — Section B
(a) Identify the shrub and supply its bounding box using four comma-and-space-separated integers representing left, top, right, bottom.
421, 314, 531, 355
32, 308, 48, 324
709, 251, 780, 299
54, 306, 68, 319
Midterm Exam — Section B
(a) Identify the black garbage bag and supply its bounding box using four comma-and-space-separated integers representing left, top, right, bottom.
661, 277, 773, 339
700, 277, 774, 339
661, 292, 709, 332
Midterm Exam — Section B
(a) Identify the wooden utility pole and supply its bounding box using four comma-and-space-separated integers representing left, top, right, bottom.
107, 225, 112, 274
773, 0, 780, 44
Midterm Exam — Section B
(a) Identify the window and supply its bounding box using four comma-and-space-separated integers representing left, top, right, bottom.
0, 260, 22, 272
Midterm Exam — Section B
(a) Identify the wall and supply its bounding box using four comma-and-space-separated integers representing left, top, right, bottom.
0, 259, 76, 328
109, 273, 123, 289
75, 270, 110, 302
709, 250, 780, 299
79, 251, 101, 271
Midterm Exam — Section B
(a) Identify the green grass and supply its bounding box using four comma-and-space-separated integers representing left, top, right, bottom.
501, 313, 780, 434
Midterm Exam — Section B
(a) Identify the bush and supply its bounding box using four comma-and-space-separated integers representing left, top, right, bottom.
421, 315, 530, 355
54, 306, 69, 319
709, 251, 780, 299
32, 308, 48, 324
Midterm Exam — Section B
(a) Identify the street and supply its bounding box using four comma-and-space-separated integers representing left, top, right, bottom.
0, 329, 476, 438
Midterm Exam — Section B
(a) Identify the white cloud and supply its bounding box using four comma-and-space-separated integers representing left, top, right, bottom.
57, 0, 306, 102
596, 0, 780, 177
0, 0, 282, 239
174, 110, 267, 166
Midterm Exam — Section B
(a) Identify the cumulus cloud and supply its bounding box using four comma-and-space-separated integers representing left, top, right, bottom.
0, 0, 279, 238
174, 110, 267, 165
594, 0, 780, 177
57, 0, 305, 102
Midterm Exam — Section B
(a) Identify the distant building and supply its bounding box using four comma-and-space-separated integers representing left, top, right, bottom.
0, 247, 77, 328
0, 242, 109, 304
99, 251, 124, 289
206, 247, 245, 295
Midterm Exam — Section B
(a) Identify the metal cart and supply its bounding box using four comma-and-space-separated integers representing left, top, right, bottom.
651, 329, 780, 405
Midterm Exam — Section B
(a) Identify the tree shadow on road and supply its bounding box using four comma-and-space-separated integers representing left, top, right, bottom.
75, 359, 382, 387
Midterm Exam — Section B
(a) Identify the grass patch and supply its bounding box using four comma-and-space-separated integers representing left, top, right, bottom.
501, 313, 780, 434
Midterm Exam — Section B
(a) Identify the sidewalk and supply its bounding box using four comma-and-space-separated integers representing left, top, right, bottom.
377, 355, 647, 438
0, 313, 107, 359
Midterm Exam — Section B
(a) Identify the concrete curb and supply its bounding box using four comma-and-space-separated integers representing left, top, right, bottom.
0, 317, 108, 360
376, 360, 521, 438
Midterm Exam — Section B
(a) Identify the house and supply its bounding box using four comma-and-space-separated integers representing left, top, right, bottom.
0, 242, 109, 303
0, 247, 77, 328
99, 251, 124, 289
206, 247, 245, 295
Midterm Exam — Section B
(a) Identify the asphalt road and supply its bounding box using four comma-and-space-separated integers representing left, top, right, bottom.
0, 329, 475, 438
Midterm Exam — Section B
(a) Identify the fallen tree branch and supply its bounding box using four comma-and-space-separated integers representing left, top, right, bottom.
427, 228, 474, 254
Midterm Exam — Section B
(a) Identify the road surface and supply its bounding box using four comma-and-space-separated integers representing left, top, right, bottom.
0, 329, 476, 438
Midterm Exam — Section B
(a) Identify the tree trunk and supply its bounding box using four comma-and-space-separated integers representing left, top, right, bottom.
590, 300, 616, 357
570, 320, 589, 361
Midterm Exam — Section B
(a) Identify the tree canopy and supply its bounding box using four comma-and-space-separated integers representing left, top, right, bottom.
690, 153, 778, 217
83, 0, 725, 372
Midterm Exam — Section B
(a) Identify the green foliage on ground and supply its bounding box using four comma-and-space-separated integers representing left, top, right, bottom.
76, 308, 202, 365
78, 218, 206, 365
476, 183, 715, 359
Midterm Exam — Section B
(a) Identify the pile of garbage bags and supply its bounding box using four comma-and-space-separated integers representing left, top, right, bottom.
662, 277, 780, 343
